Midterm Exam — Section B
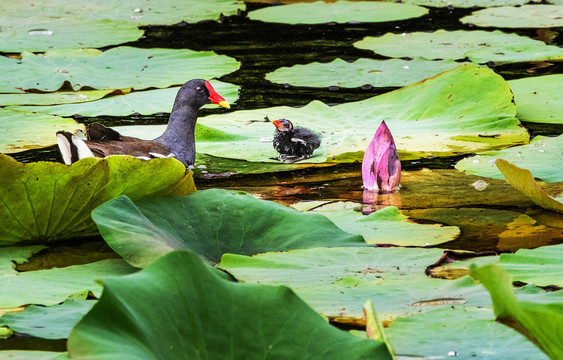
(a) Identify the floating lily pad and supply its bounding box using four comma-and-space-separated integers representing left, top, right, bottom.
0, 245, 46, 275
7, 82, 240, 116
508, 75, 563, 124
354, 30, 563, 64
0, 0, 243, 26
0, 47, 240, 93
249, 1, 428, 24
499, 243, 563, 287
387, 307, 548, 359
0, 155, 195, 245
455, 136, 562, 183
495, 159, 563, 212
0, 16, 142, 53
0, 109, 85, 153
0, 351, 65, 360
67, 251, 391, 359
387, 0, 528, 7
0, 89, 129, 107
471, 264, 563, 360
92, 189, 364, 267
461, 5, 563, 28
0, 259, 136, 308
265, 58, 468, 88
0, 299, 95, 339
118, 65, 528, 175
292, 201, 460, 246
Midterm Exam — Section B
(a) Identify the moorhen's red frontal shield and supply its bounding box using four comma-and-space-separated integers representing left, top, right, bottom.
205, 81, 230, 109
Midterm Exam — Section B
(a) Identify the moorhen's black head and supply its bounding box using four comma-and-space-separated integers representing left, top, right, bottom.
272, 118, 294, 131
174, 79, 230, 110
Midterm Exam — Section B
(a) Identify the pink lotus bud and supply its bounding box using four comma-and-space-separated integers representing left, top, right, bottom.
362, 121, 401, 193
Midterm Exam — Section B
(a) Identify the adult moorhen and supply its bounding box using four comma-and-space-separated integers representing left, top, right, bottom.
272, 118, 321, 162
56, 79, 230, 169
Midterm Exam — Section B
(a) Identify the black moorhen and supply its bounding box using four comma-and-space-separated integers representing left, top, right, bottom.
272, 118, 321, 162
56, 79, 230, 169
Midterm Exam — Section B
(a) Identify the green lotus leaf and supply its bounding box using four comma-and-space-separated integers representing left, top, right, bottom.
460, 5, 563, 28
116, 64, 528, 175
0, 259, 136, 308
249, 1, 428, 24
0, 299, 95, 339
220, 246, 492, 320
495, 159, 563, 212
386, 307, 548, 359
0, 245, 46, 275
6, 82, 240, 117
354, 30, 563, 64
385, 0, 527, 7
0, 155, 195, 245
455, 136, 562, 183
0, 351, 65, 360
499, 243, 563, 287
92, 189, 364, 267
265, 58, 468, 88
0, 16, 142, 53
508, 75, 563, 124
0, 89, 129, 107
67, 251, 391, 359
0, 47, 240, 93
0, 109, 85, 153
0, 0, 243, 26
470, 264, 563, 360
291, 201, 460, 246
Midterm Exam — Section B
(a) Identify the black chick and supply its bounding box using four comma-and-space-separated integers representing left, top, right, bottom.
272, 118, 321, 162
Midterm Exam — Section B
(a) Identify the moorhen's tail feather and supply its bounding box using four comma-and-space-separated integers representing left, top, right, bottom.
86, 123, 122, 141
56, 131, 95, 165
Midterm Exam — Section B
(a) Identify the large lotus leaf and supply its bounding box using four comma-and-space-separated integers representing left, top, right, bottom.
265, 58, 468, 88
455, 136, 562, 183
471, 264, 563, 360
0, 246, 46, 275
249, 1, 428, 24
0, 16, 142, 53
67, 251, 391, 359
0, 47, 240, 93
0, 89, 129, 107
507, 75, 563, 124
461, 5, 563, 28
0, 155, 195, 245
0, 351, 65, 359
91, 189, 364, 267
6, 82, 240, 117
499, 243, 563, 287
0, 299, 95, 339
0, 0, 243, 26
386, 306, 548, 359
117, 65, 528, 174
495, 159, 563, 212
385, 0, 528, 7
354, 30, 563, 64
0, 259, 136, 308
0, 109, 85, 153
220, 247, 492, 320
291, 201, 460, 246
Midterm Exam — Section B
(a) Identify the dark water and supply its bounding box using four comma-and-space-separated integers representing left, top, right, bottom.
8, 4, 563, 255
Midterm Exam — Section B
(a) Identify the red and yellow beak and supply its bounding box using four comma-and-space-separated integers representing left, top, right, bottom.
205, 81, 230, 109
272, 119, 283, 130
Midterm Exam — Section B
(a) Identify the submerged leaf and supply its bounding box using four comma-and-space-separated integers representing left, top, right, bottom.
461, 5, 563, 28
0, 155, 195, 245
470, 264, 563, 360
362, 121, 401, 193
67, 251, 391, 359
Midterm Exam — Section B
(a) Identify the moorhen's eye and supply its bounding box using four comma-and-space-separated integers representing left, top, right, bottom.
196, 86, 204, 93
